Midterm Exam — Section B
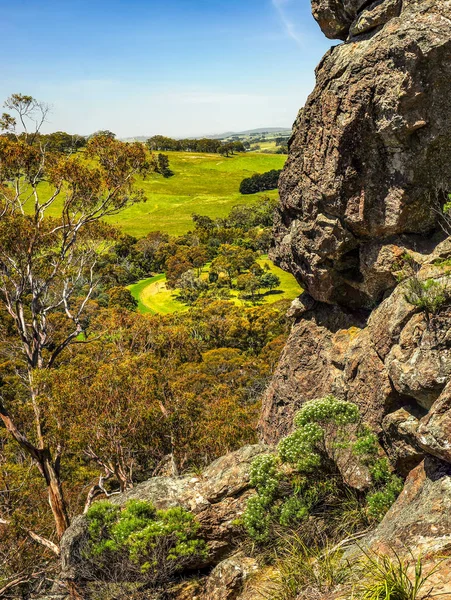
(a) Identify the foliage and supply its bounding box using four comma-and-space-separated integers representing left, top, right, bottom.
156, 153, 173, 178
366, 476, 404, 522
243, 396, 402, 543
267, 535, 351, 600
0, 93, 154, 543
146, 135, 245, 155
356, 549, 441, 600
404, 277, 448, 319
85, 500, 207, 585
394, 253, 449, 321
239, 169, 282, 194
107, 286, 138, 311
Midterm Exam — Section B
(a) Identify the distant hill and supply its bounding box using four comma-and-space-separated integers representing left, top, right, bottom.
204, 127, 292, 140
121, 127, 292, 143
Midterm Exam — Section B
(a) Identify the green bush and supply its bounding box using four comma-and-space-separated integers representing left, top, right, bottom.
85, 500, 207, 584
405, 277, 448, 318
243, 396, 403, 542
366, 477, 404, 522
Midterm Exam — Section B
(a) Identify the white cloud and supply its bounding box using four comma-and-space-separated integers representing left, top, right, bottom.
272, 0, 303, 46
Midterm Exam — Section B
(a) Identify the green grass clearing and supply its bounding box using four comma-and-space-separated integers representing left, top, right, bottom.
25, 151, 286, 238
128, 256, 301, 315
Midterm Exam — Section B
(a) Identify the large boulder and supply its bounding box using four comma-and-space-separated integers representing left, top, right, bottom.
259, 301, 360, 442
312, 0, 373, 39
203, 553, 259, 600
259, 297, 398, 444
274, 0, 451, 309
417, 381, 451, 463
60, 445, 271, 586
355, 457, 451, 597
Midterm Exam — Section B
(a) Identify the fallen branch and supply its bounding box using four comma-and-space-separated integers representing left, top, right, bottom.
0, 570, 47, 597
0, 518, 60, 556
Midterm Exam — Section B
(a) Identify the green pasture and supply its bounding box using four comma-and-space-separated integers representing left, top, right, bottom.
128, 256, 301, 316
26, 151, 286, 238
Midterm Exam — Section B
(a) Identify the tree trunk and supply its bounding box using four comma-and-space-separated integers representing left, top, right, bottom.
41, 452, 70, 539
0, 399, 70, 539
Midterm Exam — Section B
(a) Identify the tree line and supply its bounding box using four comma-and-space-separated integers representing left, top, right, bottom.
239, 169, 282, 194
146, 135, 247, 155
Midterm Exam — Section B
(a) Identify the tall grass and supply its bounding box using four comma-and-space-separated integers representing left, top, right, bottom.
356, 549, 442, 600
259, 534, 351, 600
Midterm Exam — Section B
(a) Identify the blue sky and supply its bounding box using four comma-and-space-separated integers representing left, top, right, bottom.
1, 0, 333, 137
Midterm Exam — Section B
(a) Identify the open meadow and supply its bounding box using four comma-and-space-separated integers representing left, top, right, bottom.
27, 150, 286, 238
109, 151, 286, 237
128, 255, 301, 315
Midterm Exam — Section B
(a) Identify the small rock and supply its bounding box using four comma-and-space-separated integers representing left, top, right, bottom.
204, 553, 259, 600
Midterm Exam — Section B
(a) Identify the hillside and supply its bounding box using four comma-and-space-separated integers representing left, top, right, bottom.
121, 127, 291, 143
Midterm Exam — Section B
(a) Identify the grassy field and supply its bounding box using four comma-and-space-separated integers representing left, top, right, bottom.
28, 151, 286, 238
109, 151, 285, 237
128, 256, 301, 315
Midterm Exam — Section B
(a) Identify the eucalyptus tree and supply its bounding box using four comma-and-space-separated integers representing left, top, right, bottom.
0, 94, 152, 544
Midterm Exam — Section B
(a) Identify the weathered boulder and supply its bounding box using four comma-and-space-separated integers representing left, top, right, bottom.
60, 445, 270, 585
203, 553, 258, 600
417, 381, 451, 463
274, 0, 451, 309
381, 407, 425, 476
311, 0, 369, 39
259, 298, 397, 444
259, 301, 362, 442
350, 0, 402, 38
385, 310, 451, 409
356, 457, 451, 597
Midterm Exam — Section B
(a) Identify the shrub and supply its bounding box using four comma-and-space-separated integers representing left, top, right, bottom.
84, 500, 207, 585
395, 252, 449, 321
405, 277, 448, 319
366, 476, 404, 522
243, 396, 403, 542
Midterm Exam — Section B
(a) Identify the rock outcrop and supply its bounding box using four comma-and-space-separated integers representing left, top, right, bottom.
356, 457, 451, 597
60, 445, 269, 590
262, 0, 451, 587
273, 0, 451, 309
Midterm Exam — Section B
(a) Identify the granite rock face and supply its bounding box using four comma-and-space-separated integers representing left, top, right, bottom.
311, 0, 369, 39
356, 457, 451, 598
260, 264, 451, 458
274, 0, 451, 309
263, 0, 451, 586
